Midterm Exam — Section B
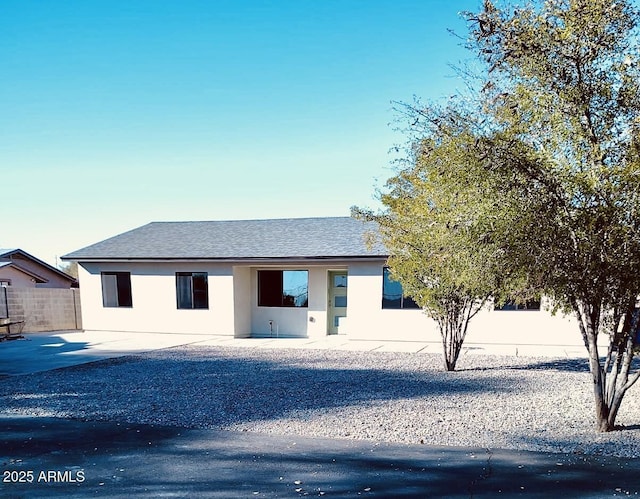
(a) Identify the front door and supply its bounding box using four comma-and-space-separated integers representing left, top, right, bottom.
327, 271, 347, 335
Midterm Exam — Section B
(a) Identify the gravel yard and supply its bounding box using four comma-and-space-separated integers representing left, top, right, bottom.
1, 345, 639, 458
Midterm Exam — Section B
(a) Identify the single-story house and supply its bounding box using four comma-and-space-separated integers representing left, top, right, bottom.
0, 249, 77, 289
61, 217, 586, 348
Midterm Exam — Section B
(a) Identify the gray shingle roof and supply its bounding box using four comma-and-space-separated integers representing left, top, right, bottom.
62, 217, 387, 261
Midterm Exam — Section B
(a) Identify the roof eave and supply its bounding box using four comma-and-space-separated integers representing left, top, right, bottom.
66, 255, 389, 264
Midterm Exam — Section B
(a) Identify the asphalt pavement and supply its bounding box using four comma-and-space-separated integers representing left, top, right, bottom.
2, 416, 640, 498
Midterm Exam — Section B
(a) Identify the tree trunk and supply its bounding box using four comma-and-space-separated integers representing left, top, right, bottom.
574, 299, 640, 432
438, 299, 476, 371
589, 344, 613, 432
440, 319, 461, 371
579, 305, 615, 432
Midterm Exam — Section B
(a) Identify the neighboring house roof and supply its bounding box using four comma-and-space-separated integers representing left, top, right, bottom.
62, 217, 388, 261
0, 249, 77, 284
0, 260, 49, 283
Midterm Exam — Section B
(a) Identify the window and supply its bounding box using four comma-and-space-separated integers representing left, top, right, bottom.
176, 272, 209, 309
101, 272, 132, 307
258, 270, 308, 307
333, 274, 347, 288
382, 267, 420, 309
494, 298, 541, 311
0, 280, 10, 287
334, 295, 347, 307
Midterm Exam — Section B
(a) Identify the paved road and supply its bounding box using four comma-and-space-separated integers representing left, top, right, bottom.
1, 416, 639, 498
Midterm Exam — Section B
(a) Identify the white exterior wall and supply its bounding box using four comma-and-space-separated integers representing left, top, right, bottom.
79, 262, 343, 338
78, 262, 236, 335
232, 266, 252, 337
77, 258, 601, 349
344, 261, 602, 349
248, 265, 338, 338
307, 267, 329, 338
344, 261, 441, 342
468, 298, 583, 346
249, 267, 306, 337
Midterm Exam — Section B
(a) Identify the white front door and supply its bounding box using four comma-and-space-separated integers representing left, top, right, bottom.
327, 271, 347, 335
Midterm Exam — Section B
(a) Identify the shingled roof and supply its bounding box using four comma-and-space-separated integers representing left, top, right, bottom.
62, 217, 387, 261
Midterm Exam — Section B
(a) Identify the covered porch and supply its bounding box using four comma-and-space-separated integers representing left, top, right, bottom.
231, 264, 350, 339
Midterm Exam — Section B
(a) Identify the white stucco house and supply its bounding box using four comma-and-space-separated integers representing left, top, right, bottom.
62, 216, 588, 349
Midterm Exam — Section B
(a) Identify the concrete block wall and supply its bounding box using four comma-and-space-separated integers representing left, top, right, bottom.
6, 288, 82, 332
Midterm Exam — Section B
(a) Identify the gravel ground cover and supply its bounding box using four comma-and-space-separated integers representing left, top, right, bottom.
1, 345, 639, 458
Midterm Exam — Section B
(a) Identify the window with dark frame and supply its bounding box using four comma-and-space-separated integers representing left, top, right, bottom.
382, 267, 420, 309
101, 272, 132, 308
176, 272, 209, 309
258, 270, 308, 307
494, 298, 541, 311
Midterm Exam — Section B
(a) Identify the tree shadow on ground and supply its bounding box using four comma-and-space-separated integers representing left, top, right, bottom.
615, 423, 640, 431
477, 356, 640, 373
0, 348, 521, 428
507, 358, 591, 373
461, 356, 640, 373
458, 356, 590, 373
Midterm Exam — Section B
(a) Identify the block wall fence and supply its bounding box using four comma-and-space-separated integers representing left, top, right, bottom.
4, 288, 82, 332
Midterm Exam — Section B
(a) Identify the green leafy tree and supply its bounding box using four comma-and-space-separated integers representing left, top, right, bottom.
353, 119, 507, 371
59, 261, 78, 279
383, 0, 640, 431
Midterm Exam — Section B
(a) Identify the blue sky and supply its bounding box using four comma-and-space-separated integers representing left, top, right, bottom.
0, 0, 481, 266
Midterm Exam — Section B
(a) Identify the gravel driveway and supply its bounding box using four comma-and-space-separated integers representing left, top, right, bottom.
1, 345, 639, 458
